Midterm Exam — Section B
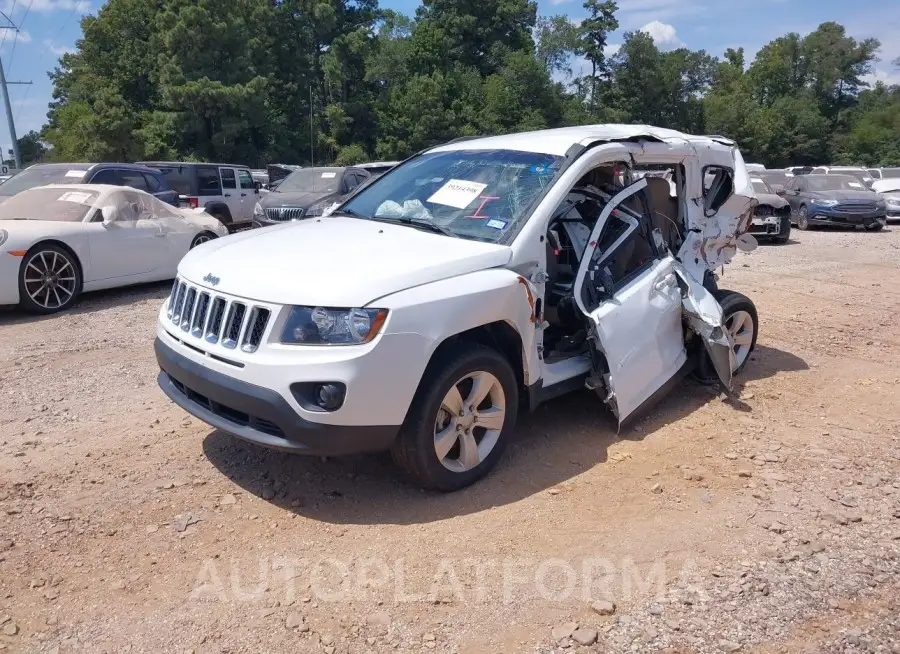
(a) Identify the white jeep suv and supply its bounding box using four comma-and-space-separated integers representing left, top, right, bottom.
155, 124, 759, 491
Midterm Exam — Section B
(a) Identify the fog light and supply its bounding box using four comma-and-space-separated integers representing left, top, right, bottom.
315, 383, 345, 411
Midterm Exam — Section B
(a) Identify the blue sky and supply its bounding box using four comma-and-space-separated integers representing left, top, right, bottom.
1, 0, 899, 158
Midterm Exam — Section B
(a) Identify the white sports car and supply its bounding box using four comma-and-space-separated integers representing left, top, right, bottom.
0, 184, 228, 314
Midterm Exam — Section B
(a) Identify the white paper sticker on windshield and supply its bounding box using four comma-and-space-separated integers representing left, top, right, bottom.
321, 172, 336, 179
848, 182, 863, 188
427, 179, 488, 209
57, 191, 93, 205
65, 170, 87, 178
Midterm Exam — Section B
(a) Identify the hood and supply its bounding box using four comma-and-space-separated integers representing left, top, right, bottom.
809, 189, 878, 201
879, 191, 900, 201
755, 193, 788, 209
261, 190, 337, 209
178, 216, 513, 306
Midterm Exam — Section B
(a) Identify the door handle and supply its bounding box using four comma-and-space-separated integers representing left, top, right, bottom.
653, 274, 677, 292
241, 193, 247, 197
224, 193, 231, 198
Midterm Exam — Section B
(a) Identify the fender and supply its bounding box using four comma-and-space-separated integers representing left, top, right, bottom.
376, 267, 539, 386
203, 201, 233, 225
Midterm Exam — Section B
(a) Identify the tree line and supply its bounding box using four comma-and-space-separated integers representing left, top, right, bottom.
33, 0, 900, 169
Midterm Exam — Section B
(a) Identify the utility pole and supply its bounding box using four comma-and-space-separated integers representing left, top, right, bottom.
0, 13, 33, 171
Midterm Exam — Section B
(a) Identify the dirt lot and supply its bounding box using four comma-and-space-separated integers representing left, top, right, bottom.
1, 226, 899, 654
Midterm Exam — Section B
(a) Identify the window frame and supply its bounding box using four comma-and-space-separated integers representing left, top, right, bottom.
219, 167, 237, 191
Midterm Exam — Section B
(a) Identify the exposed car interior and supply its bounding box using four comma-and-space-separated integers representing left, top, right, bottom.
541, 162, 686, 364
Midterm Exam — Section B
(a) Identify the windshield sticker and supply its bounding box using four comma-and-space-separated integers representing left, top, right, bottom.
848, 182, 863, 188
427, 179, 488, 209
64, 170, 87, 178
485, 219, 507, 230
321, 172, 337, 179
57, 191, 94, 205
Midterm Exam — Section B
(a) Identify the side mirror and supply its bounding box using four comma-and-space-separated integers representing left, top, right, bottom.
596, 265, 616, 297
702, 166, 734, 216
253, 181, 261, 192
772, 184, 786, 196
101, 206, 117, 224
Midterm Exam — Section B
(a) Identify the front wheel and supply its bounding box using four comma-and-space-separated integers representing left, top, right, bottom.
796, 205, 811, 231
866, 221, 884, 232
18, 245, 83, 314
391, 343, 518, 491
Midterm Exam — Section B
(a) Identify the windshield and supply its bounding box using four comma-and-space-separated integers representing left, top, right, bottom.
806, 175, 870, 191
341, 149, 562, 242
0, 165, 89, 196
278, 169, 341, 194
0, 187, 98, 221
751, 180, 772, 194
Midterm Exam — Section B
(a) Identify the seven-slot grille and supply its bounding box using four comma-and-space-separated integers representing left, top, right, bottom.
167, 280, 271, 353
265, 207, 305, 221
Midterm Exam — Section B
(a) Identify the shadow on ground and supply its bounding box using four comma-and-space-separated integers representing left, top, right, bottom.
203, 344, 809, 526
0, 280, 172, 326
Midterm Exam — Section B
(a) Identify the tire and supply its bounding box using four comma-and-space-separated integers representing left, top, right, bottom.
190, 231, 217, 249
391, 343, 519, 492
866, 222, 884, 232
796, 205, 811, 231
18, 244, 83, 315
693, 289, 759, 382
773, 213, 791, 243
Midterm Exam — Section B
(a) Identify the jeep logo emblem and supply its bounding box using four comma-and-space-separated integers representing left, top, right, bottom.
203, 273, 220, 286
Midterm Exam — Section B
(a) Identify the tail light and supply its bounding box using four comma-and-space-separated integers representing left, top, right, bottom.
188, 197, 199, 209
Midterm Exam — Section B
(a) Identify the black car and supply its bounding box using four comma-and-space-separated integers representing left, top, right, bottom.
783, 174, 886, 231
749, 177, 791, 243
0, 162, 179, 206
252, 167, 370, 227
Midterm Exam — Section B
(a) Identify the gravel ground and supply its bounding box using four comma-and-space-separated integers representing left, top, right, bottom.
1, 226, 899, 654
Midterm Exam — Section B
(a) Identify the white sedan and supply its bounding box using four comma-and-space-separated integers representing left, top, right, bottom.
0, 184, 228, 314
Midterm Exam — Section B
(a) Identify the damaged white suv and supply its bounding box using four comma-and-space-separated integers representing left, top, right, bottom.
155, 125, 759, 491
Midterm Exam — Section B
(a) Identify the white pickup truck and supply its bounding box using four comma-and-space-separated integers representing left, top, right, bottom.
155, 124, 759, 491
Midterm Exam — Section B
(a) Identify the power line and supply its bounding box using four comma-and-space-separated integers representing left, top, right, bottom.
8, 0, 32, 70
52, 0, 78, 43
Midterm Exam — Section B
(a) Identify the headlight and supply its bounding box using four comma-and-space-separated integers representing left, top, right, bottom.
305, 201, 330, 217
0, 229, 7, 248
253, 202, 264, 217
886, 198, 900, 206
281, 306, 388, 345
811, 198, 838, 207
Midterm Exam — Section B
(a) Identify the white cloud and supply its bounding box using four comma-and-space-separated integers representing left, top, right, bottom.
26, 0, 90, 13
604, 43, 621, 58
44, 39, 75, 56
640, 20, 683, 50
12, 30, 31, 44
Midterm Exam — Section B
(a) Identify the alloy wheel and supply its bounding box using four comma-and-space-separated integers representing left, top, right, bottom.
23, 251, 77, 311
433, 371, 506, 473
726, 310, 755, 372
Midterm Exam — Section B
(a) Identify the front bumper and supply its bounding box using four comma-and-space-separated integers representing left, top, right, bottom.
806, 206, 886, 227
0, 252, 21, 305
155, 336, 399, 455
749, 214, 785, 236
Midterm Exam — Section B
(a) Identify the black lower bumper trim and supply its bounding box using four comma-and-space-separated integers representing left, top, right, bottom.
155, 337, 399, 456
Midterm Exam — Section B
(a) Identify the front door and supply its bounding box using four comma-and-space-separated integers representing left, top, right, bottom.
573, 179, 688, 424
85, 189, 169, 281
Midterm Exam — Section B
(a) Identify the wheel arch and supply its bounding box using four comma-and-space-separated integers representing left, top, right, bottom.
203, 201, 233, 224
23, 239, 85, 279
426, 321, 527, 405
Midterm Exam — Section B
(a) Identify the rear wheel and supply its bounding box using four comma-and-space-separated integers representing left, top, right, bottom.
693, 289, 759, 383
391, 343, 518, 491
18, 245, 83, 314
190, 232, 217, 248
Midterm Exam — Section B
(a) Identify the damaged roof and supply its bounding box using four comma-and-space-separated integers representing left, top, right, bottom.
430, 124, 736, 156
